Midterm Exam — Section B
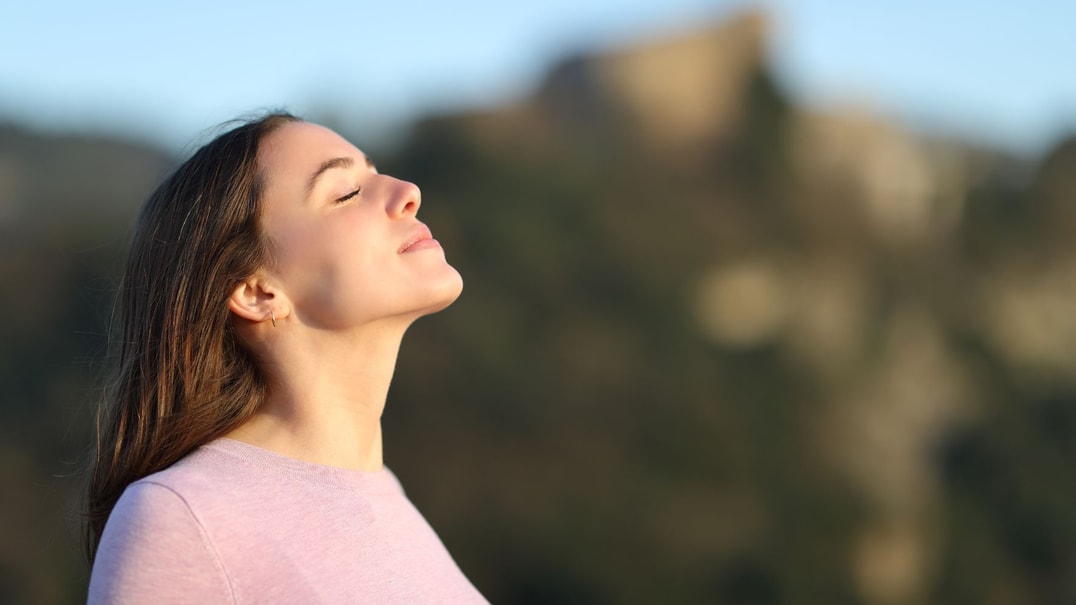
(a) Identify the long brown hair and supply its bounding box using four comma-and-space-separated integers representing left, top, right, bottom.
85, 112, 300, 560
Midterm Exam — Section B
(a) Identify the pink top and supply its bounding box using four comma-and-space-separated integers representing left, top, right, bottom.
88, 439, 488, 604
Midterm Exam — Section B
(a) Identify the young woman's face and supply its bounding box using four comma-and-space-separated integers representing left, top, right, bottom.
256, 121, 463, 330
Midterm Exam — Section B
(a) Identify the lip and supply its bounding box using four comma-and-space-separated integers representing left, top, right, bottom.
398, 223, 439, 253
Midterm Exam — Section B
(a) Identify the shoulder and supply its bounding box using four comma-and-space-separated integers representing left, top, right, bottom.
89, 481, 238, 604
96, 480, 211, 560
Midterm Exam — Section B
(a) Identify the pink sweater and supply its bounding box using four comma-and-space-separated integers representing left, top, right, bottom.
88, 439, 489, 604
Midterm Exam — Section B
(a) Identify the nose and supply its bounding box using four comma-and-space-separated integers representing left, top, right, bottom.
386, 178, 421, 218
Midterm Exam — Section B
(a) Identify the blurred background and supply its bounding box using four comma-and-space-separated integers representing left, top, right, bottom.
3, 1, 1076, 603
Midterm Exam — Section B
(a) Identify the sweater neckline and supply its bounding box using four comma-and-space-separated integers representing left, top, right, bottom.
201, 437, 397, 491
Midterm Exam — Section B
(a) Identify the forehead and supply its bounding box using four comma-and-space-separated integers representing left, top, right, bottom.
259, 121, 365, 180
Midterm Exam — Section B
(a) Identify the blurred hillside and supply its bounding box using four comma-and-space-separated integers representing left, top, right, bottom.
0, 125, 173, 603
4, 8, 1076, 605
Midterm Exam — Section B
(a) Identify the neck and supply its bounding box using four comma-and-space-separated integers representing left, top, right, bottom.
227, 320, 407, 472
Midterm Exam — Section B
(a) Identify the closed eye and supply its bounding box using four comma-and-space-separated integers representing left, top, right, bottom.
335, 187, 362, 203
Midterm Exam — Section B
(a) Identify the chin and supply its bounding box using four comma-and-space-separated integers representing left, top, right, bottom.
415, 269, 464, 317
433, 270, 465, 311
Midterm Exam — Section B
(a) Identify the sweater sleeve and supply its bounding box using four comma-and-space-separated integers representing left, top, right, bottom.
87, 481, 236, 605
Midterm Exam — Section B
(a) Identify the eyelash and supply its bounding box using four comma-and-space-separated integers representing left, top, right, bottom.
335, 187, 362, 203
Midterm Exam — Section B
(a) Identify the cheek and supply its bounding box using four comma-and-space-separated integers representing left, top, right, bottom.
271, 210, 356, 270
276, 220, 387, 325
270, 223, 321, 280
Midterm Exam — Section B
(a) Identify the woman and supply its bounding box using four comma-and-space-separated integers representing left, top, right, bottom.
85, 112, 487, 603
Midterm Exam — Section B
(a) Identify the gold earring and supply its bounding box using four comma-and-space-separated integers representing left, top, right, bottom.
270, 310, 277, 327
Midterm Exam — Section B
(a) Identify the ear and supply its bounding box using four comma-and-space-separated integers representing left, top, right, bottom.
228, 274, 284, 325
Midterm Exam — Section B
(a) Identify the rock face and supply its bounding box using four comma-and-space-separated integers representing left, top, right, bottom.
791, 107, 955, 245
455, 11, 771, 159
552, 12, 768, 150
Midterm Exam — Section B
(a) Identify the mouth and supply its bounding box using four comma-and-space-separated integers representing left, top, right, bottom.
398, 224, 439, 253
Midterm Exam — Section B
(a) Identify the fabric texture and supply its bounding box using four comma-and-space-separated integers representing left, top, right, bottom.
88, 438, 489, 604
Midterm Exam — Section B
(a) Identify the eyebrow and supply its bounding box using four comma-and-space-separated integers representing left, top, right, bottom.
304, 155, 377, 200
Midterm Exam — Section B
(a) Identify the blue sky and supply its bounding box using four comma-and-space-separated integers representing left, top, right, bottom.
2, 0, 1073, 155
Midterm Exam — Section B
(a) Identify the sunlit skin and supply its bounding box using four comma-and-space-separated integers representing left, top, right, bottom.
225, 121, 463, 471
